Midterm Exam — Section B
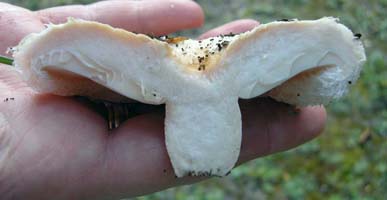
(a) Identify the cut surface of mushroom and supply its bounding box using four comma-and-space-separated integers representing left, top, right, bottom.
13, 17, 366, 177
165, 96, 240, 177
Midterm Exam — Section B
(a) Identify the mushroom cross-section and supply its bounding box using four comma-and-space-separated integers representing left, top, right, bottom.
12, 17, 366, 177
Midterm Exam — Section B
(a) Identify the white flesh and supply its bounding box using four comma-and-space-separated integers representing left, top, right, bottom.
165, 97, 241, 177
12, 17, 366, 177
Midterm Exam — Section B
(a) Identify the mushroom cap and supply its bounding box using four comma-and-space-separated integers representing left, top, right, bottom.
13, 17, 365, 105
12, 17, 366, 177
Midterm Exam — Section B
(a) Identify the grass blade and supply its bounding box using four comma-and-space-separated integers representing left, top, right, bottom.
0, 55, 14, 65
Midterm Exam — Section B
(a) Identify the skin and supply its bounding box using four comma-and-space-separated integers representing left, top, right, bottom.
0, 1, 326, 199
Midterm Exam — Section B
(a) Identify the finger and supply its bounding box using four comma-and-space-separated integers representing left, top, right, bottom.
238, 98, 326, 162
199, 19, 260, 39
36, 0, 204, 36
0, 3, 45, 55
90, 98, 325, 198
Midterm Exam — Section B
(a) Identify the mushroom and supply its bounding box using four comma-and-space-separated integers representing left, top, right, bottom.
12, 17, 366, 177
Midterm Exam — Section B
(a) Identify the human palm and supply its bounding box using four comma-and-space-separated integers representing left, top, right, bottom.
0, 1, 326, 199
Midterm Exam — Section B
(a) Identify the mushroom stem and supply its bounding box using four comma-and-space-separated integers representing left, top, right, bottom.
165, 96, 241, 177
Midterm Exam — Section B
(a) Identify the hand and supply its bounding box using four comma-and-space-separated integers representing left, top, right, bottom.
0, 1, 326, 199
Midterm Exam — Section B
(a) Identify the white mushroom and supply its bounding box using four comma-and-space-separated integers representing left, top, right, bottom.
12, 17, 366, 177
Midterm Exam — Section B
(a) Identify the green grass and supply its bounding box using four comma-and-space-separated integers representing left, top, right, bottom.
5, 0, 387, 199
0, 56, 13, 65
